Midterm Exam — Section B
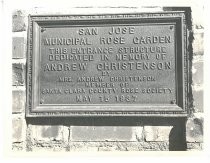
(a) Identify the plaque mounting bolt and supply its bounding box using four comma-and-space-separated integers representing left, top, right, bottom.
40, 99, 44, 104
170, 26, 174, 30
41, 28, 46, 32
171, 100, 176, 104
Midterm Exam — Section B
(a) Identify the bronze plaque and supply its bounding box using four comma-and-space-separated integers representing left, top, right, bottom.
26, 12, 188, 117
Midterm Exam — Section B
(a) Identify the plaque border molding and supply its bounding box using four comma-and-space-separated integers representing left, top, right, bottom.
26, 12, 188, 117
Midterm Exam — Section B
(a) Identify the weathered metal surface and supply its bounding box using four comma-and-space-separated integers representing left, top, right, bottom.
26, 12, 188, 117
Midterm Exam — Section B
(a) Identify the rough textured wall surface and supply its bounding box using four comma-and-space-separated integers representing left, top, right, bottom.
12, 6, 204, 152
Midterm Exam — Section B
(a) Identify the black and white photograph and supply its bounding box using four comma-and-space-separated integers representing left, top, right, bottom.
0, 0, 209, 162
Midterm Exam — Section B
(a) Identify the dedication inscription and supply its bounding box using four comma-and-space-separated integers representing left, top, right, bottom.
27, 12, 188, 117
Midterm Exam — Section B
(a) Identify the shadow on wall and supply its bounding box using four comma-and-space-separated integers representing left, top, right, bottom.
169, 120, 187, 151
26, 117, 187, 151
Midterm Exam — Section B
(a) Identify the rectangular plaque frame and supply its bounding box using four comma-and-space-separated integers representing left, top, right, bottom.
26, 12, 189, 117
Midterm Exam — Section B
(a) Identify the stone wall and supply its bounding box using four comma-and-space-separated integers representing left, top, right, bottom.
12, 6, 204, 152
